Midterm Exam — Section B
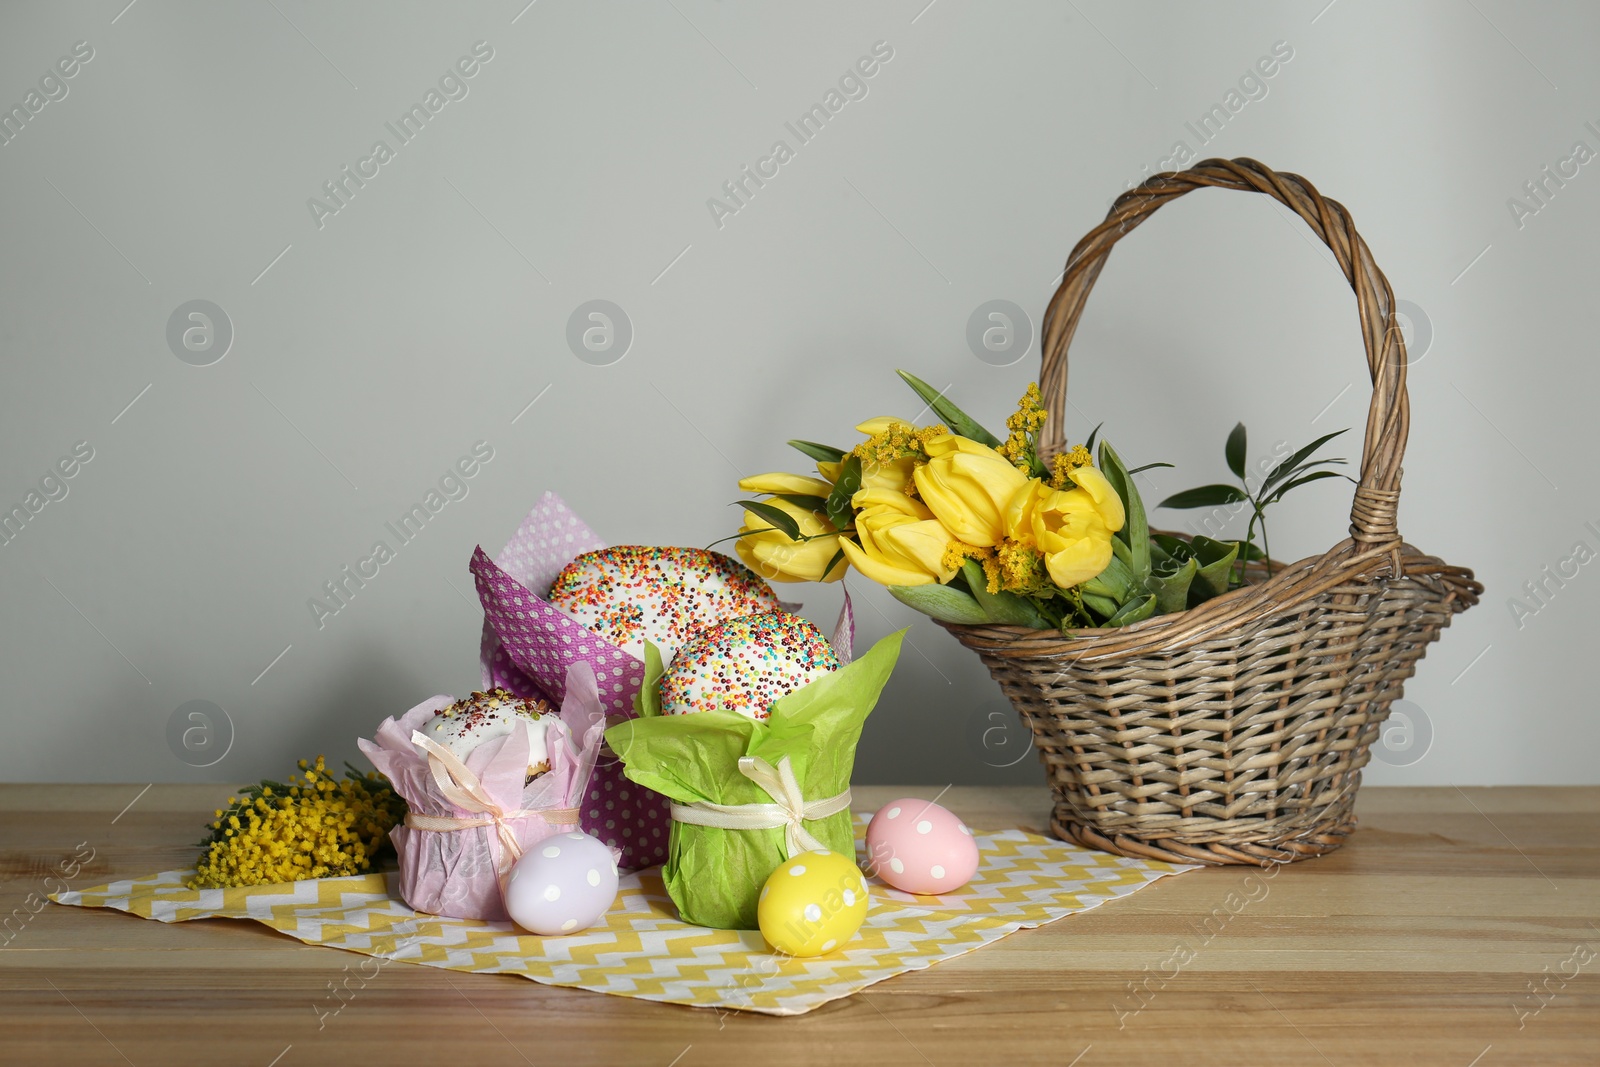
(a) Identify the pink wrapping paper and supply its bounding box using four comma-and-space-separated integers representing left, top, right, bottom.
358, 661, 607, 921
472, 492, 669, 870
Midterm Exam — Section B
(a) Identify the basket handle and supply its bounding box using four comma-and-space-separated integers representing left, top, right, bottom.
1038, 158, 1408, 550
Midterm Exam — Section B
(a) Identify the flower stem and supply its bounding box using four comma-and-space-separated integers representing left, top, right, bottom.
1258, 507, 1274, 580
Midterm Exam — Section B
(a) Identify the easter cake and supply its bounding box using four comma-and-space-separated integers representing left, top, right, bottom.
660, 610, 840, 720
547, 546, 780, 663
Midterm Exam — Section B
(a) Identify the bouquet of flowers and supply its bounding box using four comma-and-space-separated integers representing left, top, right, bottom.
732, 371, 1346, 631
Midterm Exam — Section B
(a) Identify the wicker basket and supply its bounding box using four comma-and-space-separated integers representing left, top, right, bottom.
940, 158, 1482, 866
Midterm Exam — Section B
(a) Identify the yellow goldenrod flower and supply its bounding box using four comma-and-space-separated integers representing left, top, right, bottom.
1048, 445, 1094, 488
998, 383, 1048, 473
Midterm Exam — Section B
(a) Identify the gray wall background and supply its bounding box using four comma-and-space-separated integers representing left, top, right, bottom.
2, 1, 1595, 787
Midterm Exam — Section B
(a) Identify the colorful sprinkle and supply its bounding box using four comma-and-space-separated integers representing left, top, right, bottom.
547, 546, 780, 661
660, 611, 840, 720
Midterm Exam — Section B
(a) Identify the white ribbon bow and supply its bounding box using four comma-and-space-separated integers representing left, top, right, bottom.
669, 755, 851, 859
405, 731, 579, 875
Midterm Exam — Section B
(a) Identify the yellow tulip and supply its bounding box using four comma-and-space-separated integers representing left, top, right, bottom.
735, 498, 846, 583
817, 457, 912, 491
912, 434, 1030, 548
861, 454, 917, 493
844, 417, 922, 494
738, 472, 834, 497
1005, 466, 1125, 588
1063, 464, 1125, 531
838, 488, 957, 587
855, 416, 909, 435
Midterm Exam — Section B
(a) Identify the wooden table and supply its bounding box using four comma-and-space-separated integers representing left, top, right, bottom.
2, 784, 1595, 1066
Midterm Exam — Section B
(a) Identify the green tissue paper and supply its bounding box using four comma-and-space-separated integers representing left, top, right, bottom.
605, 630, 904, 930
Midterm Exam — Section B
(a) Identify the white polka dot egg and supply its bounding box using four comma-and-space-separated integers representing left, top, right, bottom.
504, 831, 618, 936
756, 849, 869, 957
865, 798, 979, 895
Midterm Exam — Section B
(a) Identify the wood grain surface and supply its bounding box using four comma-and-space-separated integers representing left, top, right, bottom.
1, 784, 1595, 1066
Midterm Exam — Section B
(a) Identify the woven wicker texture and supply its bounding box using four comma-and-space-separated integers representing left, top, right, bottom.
940, 158, 1481, 866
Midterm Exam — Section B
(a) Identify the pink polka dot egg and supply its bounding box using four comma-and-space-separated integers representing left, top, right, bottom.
504, 831, 618, 936
865, 798, 979, 895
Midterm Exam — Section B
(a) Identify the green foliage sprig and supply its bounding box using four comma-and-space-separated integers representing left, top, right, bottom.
1158, 423, 1354, 582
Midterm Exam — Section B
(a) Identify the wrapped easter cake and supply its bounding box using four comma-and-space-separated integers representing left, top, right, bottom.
358, 666, 607, 920
471, 492, 784, 869
606, 614, 904, 930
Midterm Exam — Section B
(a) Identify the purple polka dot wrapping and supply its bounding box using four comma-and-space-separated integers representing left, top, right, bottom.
471, 491, 669, 870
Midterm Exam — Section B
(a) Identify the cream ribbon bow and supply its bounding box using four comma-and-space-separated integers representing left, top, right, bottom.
669, 755, 851, 859
404, 731, 579, 874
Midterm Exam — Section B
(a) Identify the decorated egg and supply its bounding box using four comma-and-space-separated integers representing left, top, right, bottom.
865, 798, 979, 895
757, 849, 869, 957
504, 831, 618, 936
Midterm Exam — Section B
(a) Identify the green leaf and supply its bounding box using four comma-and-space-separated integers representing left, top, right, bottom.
823, 546, 846, 579
1105, 594, 1157, 627
1080, 552, 1134, 601
962, 560, 1048, 628
1084, 422, 1103, 455
887, 582, 992, 625
1110, 534, 1133, 569
1099, 442, 1149, 583
773, 493, 830, 513
1079, 591, 1119, 618
1262, 457, 1346, 489
895, 369, 1002, 447
1150, 533, 1195, 562
1190, 538, 1241, 602
787, 439, 847, 463
633, 640, 666, 718
733, 499, 802, 540
1263, 469, 1351, 506
1127, 461, 1175, 475
1189, 535, 1241, 566
824, 455, 863, 531
1225, 422, 1248, 480
1158, 484, 1250, 509
1146, 556, 1198, 614
1261, 429, 1348, 498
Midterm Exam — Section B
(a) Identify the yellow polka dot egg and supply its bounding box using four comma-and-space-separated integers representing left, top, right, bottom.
757, 849, 869, 957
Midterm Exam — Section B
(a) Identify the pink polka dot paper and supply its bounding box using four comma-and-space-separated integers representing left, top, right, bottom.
471, 492, 669, 871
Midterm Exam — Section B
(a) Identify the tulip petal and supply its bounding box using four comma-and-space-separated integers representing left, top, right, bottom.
855, 416, 911, 436
1044, 537, 1113, 588
850, 487, 931, 519
840, 537, 935, 586
1068, 465, 1126, 531
880, 520, 958, 583
738, 472, 835, 497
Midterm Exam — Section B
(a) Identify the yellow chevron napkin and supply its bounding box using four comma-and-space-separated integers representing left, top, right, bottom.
51, 822, 1192, 1015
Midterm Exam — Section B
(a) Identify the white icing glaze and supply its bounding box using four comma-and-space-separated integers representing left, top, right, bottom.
420, 689, 555, 778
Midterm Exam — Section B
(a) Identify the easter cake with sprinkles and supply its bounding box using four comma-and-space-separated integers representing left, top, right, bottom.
418, 687, 559, 783
547, 545, 780, 662
660, 610, 840, 720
